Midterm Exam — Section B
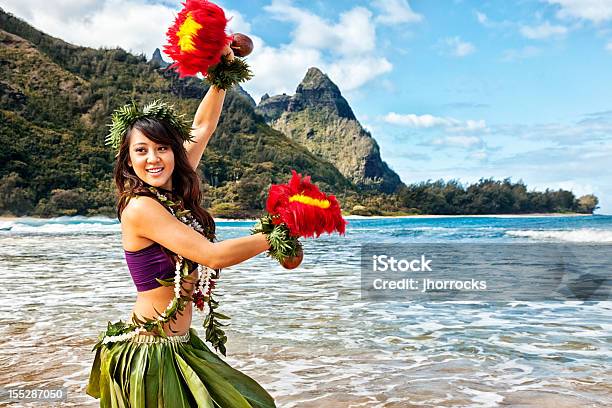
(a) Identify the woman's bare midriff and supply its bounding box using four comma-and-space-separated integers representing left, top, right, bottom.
122, 217, 201, 337
130, 267, 199, 337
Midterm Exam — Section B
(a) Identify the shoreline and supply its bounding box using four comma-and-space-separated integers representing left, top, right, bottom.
0, 212, 601, 223
343, 212, 596, 220
218, 213, 597, 222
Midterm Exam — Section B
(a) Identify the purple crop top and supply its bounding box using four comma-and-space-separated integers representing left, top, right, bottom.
124, 243, 175, 292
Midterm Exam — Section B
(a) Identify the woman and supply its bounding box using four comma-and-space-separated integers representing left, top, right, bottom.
87, 45, 276, 408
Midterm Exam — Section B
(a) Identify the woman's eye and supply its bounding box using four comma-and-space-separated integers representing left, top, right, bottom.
135, 148, 146, 153
158, 146, 168, 151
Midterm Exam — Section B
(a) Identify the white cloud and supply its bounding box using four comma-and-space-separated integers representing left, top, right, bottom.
384, 113, 449, 127
224, 7, 253, 34
373, 0, 423, 25
441, 36, 476, 57
333, 7, 378, 55
2, 0, 103, 22
327, 57, 392, 91
461, 119, 488, 131
245, 42, 323, 98
546, 0, 612, 24
520, 21, 568, 39
246, 47, 392, 100
469, 150, 489, 161
3, 0, 176, 57
606, 41, 612, 51
430, 135, 485, 149
265, 1, 376, 55
475, 11, 488, 25
474, 10, 515, 29
383, 113, 487, 132
501, 46, 541, 61
241, 0, 392, 99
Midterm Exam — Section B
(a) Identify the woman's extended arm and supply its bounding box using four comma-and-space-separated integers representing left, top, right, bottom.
122, 196, 269, 269
185, 45, 235, 171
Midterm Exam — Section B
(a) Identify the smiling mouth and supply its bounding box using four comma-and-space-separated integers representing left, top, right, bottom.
146, 167, 164, 174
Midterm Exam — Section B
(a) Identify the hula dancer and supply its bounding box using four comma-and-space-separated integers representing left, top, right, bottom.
87, 2, 346, 406
86, 32, 277, 405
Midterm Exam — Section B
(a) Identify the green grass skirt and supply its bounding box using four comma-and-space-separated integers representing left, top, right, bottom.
86, 328, 276, 408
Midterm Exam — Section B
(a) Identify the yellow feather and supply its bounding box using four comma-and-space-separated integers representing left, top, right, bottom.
177, 13, 202, 52
289, 194, 331, 209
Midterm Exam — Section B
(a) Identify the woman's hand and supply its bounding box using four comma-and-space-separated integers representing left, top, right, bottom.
222, 43, 234, 61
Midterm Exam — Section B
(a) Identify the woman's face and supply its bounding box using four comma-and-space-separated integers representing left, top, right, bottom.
127, 128, 175, 190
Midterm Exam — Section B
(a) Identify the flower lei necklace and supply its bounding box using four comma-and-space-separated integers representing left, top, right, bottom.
94, 186, 230, 356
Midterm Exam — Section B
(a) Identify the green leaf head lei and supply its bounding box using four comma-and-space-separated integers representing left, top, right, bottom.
105, 99, 193, 152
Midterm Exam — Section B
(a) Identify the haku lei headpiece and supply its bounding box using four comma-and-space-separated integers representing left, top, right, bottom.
105, 100, 193, 151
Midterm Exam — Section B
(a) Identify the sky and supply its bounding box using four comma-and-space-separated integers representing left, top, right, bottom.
3, 0, 612, 213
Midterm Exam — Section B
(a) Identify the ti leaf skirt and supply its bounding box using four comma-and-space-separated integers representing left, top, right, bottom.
86, 328, 276, 408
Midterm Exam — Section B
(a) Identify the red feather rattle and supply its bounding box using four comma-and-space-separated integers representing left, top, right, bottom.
254, 170, 347, 269
164, 0, 253, 84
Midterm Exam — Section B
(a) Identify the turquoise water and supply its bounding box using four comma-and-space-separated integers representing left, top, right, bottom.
0, 215, 610, 407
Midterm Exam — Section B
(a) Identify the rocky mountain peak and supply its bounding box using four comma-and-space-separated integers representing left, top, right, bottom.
290, 68, 355, 120
297, 67, 338, 92
235, 85, 256, 107
255, 67, 403, 194
150, 48, 169, 68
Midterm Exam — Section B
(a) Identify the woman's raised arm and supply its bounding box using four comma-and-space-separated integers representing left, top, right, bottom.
122, 196, 269, 269
184, 45, 235, 171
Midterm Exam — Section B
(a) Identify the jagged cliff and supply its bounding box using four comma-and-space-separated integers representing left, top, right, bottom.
256, 67, 403, 193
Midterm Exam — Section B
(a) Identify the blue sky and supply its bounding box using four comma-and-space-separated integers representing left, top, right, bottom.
3, 0, 612, 212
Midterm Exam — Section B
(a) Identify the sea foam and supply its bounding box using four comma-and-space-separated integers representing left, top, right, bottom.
506, 229, 612, 243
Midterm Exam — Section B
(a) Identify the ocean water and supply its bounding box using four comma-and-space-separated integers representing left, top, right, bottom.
0, 215, 610, 407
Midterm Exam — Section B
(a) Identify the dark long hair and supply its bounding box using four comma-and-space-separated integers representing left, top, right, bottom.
114, 117, 215, 239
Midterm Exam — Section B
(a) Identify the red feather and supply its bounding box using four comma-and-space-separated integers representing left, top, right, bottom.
266, 170, 347, 238
164, 0, 231, 77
